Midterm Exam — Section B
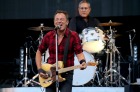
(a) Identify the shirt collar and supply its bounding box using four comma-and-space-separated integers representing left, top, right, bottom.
52, 28, 69, 37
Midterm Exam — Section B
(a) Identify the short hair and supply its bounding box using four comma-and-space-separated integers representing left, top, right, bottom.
78, 0, 91, 8
54, 10, 69, 20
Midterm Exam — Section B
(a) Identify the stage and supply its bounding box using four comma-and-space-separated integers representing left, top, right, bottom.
0, 87, 124, 92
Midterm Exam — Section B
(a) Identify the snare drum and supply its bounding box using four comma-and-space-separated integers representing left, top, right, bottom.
82, 27, 105, 53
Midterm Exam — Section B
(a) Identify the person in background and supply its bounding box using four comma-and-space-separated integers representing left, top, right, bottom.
35, 10, 87, 92
68, 0, 103, 34
69, 0, 106, 75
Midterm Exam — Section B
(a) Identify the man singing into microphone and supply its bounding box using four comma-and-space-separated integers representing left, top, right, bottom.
35, 10, 87, 92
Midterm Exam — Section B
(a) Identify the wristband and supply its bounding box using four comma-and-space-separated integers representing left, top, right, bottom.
80, 59, 86, 64
38, 68, 46, 74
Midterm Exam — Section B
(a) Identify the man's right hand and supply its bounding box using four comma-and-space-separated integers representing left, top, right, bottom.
38, 68, 49, 79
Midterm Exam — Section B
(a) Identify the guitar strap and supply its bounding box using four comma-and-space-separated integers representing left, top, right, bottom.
63, 30, 71, 67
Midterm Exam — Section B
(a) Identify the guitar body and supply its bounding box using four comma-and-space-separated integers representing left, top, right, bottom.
39, 61, 66, 87
39, 61, 97, 87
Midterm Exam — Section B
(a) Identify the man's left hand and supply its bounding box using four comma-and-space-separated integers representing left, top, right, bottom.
80, 62, 87, 70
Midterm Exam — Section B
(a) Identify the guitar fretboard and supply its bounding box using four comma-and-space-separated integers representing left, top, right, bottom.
59, 65, 80, 73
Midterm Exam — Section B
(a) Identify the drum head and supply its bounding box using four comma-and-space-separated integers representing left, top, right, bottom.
73, 51, 97, 86
81, 27, 105, 53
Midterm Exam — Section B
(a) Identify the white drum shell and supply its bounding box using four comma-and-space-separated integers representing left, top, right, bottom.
82, 27, 105, 53
73, 51, 97, 86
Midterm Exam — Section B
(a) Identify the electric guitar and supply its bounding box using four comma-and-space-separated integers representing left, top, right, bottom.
39, 61, 97, 87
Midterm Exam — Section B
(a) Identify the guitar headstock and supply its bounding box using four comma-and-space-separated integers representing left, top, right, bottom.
87, 61, 98, 66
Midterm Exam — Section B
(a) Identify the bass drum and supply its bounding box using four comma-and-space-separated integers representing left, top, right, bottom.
73, 51, 97, 86
82, 27, 105, 53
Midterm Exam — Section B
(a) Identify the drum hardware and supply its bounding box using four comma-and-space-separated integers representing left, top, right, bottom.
91, 59, 104, 87
100, 43, 124, 86
22, 23, 51, 87
34, 23, 50, 63
99, 21, 128, 87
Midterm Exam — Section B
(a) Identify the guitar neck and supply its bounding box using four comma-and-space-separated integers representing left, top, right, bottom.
58, 65, 80, 74
58, 62, 97, 74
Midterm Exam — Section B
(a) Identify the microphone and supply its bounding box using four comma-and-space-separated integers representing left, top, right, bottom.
126, 29, 136, 33
54, 25, 61, 30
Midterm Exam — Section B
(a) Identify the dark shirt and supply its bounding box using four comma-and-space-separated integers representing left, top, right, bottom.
38, 28, 83, 67
68, 15, 103, 34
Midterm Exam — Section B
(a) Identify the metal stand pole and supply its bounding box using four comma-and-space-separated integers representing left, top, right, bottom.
25, 74, 40, 86
108, 24, 113, 86
128, 33, 133, 84
24, 43, 29, 87
55, 29, 59, 92
16, 42, 29, 87
92, 59, 103, 87
39, 23, 46, 63
115, 46, 129, 86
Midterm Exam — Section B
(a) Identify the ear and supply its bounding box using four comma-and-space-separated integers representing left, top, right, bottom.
89, 7, 91, 12
66, 20, 69, 25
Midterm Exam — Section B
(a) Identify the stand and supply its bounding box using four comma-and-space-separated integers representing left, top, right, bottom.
55, 29, 59, 92
25, 74, 40, 86
100, 44, 128, 87
100, 21, 128, 86
16, 42, 29, 87
38, 23, 45, 63
92, 59, 103, 87
127, 33, 133, 84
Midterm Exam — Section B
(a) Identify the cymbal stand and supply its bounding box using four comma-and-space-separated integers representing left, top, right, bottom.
25, 23, 45, 86
107, 24, 115, 86
114, 45, 129, 86
38, 24, 44, 45
99, 25, 115, 87
100, 21, 118, 86
100, 26, 128, 87
37, 23, 46, 63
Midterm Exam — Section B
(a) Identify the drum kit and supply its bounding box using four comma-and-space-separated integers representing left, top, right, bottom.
21, 21, 128, 87
73, 20, 129, 87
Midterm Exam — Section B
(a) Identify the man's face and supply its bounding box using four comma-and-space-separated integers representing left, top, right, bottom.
54, 13, 68, 31
78, 3, 91, 18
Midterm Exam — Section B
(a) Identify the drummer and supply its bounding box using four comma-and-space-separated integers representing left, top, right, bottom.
68, 0, 107, 72
68, 0, 103, 34
69, 0, 107, 51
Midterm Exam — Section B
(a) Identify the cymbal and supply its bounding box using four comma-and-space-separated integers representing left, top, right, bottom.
28, 26, 54, 31
99, 22, 123, 26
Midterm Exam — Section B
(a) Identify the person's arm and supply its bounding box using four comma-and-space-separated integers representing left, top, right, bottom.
35, 49, 42, 70
73, 31, 87, 69
36, 49, 48, 79
76, 52, 87, 70
76, 52, 85, 62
